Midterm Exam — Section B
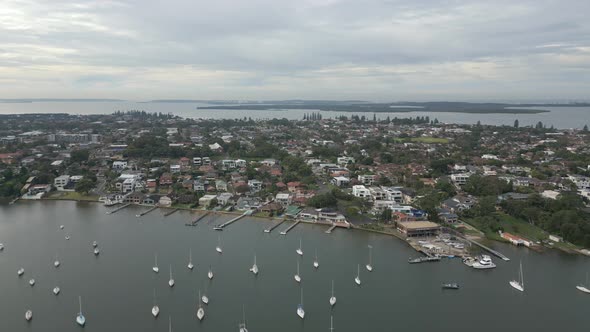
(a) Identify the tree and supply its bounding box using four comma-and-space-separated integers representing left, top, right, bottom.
75, 178, 94, 195
379, 208, 392, 222
514, 119, 519, 128
71, 149, 90, 164
583, 124, 589, 132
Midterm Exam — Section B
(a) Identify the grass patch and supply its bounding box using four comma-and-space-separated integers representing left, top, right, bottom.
465, 212, 548, 242
46, 191, 99, 201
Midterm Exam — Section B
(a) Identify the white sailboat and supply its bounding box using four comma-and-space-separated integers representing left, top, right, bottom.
509, 261, 524, 292
188, 249, 194, 270
201, 292, 209, 304
153, 253, 159, 273
239, 306, 248, 332
366, 245, 373, 272
313, 249, 319, 269
208, 266, 214, 280
93, 247, 100, 256
297, 287, 305, 319
76, 296, 86, 326
65, 235, 70, 240
197, 290, 205, 321
329, 280, 337, 306
168, 265, 175, 287
354, 264, 361, 286
576, 272, 590, 294
25, 309, 33, 321
29, 272, 35, 286
294, 259, 301, 283
92, 241, 98, 248
54, 252, 60, 268
53, 286, 60, 295
296, 238, 303, 256
250, 254, 259, 275
60, 225, 64, 230
17, 268, 24, 276
216, 235, 223, 253
152, 289, 160, 318
0, 243, 3, 251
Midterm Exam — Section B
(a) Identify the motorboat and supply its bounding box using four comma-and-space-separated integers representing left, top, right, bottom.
442, 283, 460, 289
472, 255, 496, 269
29, 278, 35, 286
93, 248, 100, 256
576, 273, 590, 294
60, 225, 64, 230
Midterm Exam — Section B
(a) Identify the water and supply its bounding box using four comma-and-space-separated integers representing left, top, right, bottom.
0, 101, 589, 128
0, 201, 588, 331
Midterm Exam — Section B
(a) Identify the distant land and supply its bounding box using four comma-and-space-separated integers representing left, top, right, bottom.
0, 98, 125, 103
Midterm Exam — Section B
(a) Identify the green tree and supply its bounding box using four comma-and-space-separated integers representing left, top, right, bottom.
514, 119, 519, 128
71, 149, 90, 163
75, 178, 94, 195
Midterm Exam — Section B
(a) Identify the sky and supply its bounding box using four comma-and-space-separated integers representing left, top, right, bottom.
0, 0, 589, 101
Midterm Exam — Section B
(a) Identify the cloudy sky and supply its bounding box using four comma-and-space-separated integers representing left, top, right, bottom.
0, 0, 589, 101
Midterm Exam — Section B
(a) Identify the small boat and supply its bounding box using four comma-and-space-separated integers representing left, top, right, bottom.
354, 264, 361, 286
188, 249, 194, 270
208, 266, 213, 280
53, 286, 61, 295
201, 293, 209, 305
92, 241, 98, 248
250, 255, 259, 275
509, 261, 525, 292
197, 290, 205, 321
153, 254, 159, 273
576, 273, 590, 294
472, 255, 496, 269
296, 238, 303, 256
65, 236, 70, 240
294, 259, 301, 283
54, 253, 60, 268
313, 249, 319, 269
366, 245, 373, 272
29, 278, 35, 286
60, 225, 64, 230
17, 268, 25, 276
442, 283, 460, 289
239, 306, 248, 332
152, 289, 159, 318
329, 280, 336, 306
216, 235, 223, 253
0, 243, 4, 251
76, 296, 86, 326
93, 248, 100, 256
297, 288, 305, 319
25, 310, 33, 321
168, 265, 175, 287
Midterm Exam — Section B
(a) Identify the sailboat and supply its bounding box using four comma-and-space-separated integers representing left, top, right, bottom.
60, 225, 64, 230
297, 287, 305, 319
25, 309, 33, 321
197, 290, 205, 321
201, 291, 209, 305
92, 241, 98, 248
313, 250, 319, 269
188, 249, 194, 270
216, 236, 223, 253
250, 254, 259, 275
17, 268, 24, 276
366, 245, 373, 272
576, 273, 590, 294
354, 264, 361, 286
54, 253, 60, 268
153, 254, 159, 273
296, 238, 303, 256
329, 280, 337, 306
509, 261, 524, 292
168, 265, 175, 287
208, 266, 214, 280
53, 285, 60, 295
152, 289, 160, 318
239, 306, 248, 332
76, 296, 86, 326
29, 271, 35, 286
294, 259, 301, 283
93, 247, 100, 256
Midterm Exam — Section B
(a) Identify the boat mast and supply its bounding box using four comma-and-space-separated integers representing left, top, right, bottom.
520, 261, 524, 288
331, 280, 334, 297
330, 315, 334, 331
368, 245, 372, 265
78, 296, 83, 315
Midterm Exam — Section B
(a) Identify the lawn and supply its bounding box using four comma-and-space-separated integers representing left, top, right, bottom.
46, 191, 99, 202
465, 212, 548, 242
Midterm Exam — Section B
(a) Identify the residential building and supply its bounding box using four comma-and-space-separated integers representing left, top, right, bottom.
358, 174, 376, 186
54, 175, 71, 191
352, 185, 371, 199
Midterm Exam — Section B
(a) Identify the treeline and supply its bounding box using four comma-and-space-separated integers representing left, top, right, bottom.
112, 110, 176, 119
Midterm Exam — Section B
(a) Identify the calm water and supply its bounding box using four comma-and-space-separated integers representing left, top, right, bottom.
0, 201, 588, 331
0, 101, 589, 128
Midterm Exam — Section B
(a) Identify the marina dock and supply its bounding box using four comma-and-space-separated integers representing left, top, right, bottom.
325, 224, 337, 234
279, 220, 301, 235
136, 206, 158, 217
408, 255, 442, 264
186, 212, 209, 226
264, 219, 285, 233
164, 208, 179, 217
465, 238, 510, 261
213, 210, 252, 230
106, 203, 130, 215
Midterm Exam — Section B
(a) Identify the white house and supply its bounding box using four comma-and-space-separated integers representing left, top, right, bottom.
199, 194, 218, 207
352, 185, 371, 199
331, 176, 350, 187
215, 180, 228, 191
193, 157, 202, 165
275, 193, 292, 207
383, 187, 403, 203
54, 175, 70, 191
369, 187, 387, 201
122, 178, 137, 193
170, 165, 181, 173
358, 174, 376, 186
337, 156, 355, 165
112, 161, 128, 171
451, 173, 471, 186
248, 179, 263, 192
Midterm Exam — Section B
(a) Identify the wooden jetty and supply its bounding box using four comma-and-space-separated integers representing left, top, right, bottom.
136, 206, 158, 217
213, 210, 251, 230
279, 220, 301, 235
106, 203, 130, 215
325, 224, 337, 234
264, 219, 285, 233
185, 212, 209, 226
164, 208, 179, 217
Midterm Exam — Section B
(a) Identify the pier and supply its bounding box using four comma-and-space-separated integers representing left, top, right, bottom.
464, 238, 510, 261
136, 205, 158, 217
106, 203, 130, 215
186, 212, 209, 226
325, 224, 338, 234
408, 256, 442, 264
213, 210, 252, 230
264, 219, 285, 233
164, 208, 179, 217
279, 220, 301, 235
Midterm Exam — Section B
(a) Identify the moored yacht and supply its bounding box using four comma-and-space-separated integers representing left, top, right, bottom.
17, 268, 25, 276
188, 249, 194, 270
208, 266, 214, 280
216, 235, 223, 253
168, 265, 175, 287
197, 290, 205, 321
29, 278, 35, 286
25, 309, 33, 321
472, 255, 496, 269
576, 273, 590, 294
366, 245, 373, 272
54, 253, 60, 268
92, 241, 98, 248
354, 264, 361, 285
152, 289, 159, 318
76, 296, 86, 326
329, 280, 336, 306
0, 243, 4, 251
250, 255, 259, 275
509, 261, 525, 292
296, 238, 303, 256
153, 254, 159, 273
294, 259, 301, 283
297, 288, 305, 319
53, 286, 61, 295
93, 248, 100, 256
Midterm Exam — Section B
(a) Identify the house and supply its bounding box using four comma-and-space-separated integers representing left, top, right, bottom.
248, 179, 263, 192
236, 197, 261, 210
142, 195, 160, 205
352, 185, 371, 199
170, 164, 181, 173
331, 176, 350, 187
122, 178, 137, 193
159, 173, 173, 186
275, 193, 292, 207
193, 179, 206, 192
261, 159, 277, 167
217, 192, 234, 206
209, 143, 223, 152
358, 174, 376, 186
438, 212, 459, 223
337, 156, 355, 165
369, 187, 387, 200
442, 195, 477, 212
215, 180, 228, 191
450, 173, 471, 186
260, 202, 283, 214
549, 234, 563, 243
287, 181, 302, 193
54, 175, 71, 191
317, 208, 347, 223
499, 231, 533, 247
541, 190, 560, 200
124, 192, 144, 204
27, 184, 51, 196
383, 187, 403, 203
159, 196, 173, 207
193, 157, 202, 165
221, 159, 236, 169
112, 161, 128, 171
299, 207, 319, 221
199, 194, 218, 207
179, 157, 190, 167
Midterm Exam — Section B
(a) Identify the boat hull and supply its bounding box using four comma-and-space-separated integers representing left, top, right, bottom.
576, 285, 590, 294
509, 280, 524, 292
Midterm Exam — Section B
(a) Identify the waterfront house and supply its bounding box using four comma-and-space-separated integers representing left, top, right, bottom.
199, 194, 217, 207
275, 193, 292, 207
124, 192, 144, 204
159, 196, 173, 207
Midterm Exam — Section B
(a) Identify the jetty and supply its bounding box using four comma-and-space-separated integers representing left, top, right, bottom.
279, 220, 301, 235
325, 224, 338, 234
264, 219, 285, 233
408, 256, 441, 264
164, 208, 179, 217
9, 197, 19, 205
213, 210, 252, 230
106, 203, 130, 215
136, 206, 158, 217
464, 238, 510, 261
186, 212, 209, 226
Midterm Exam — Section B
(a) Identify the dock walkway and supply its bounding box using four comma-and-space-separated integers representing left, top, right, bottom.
164, 208, 179, 217
325, 224, 337, 234
264, 219, 285, 233
279, 220, 301, 235
186, 212, 209, 226
106, 203, 130, 215
136, 206, 158, 217
214, 210, 252, 230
